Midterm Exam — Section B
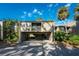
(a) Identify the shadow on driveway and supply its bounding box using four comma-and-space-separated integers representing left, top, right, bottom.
0, 41, 79, 56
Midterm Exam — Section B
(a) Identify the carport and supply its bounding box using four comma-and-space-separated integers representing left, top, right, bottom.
20, 32, 52, 42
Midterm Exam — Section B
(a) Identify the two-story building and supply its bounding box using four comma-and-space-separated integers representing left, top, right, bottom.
19, 21, 55, 42
0, 20, 78, 43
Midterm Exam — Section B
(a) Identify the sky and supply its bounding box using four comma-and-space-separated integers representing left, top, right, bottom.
0, 3, 78, 25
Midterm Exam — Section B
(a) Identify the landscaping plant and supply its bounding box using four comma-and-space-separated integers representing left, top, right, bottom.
54, 31, 71, 42
58, 7, 69, 20
3, 19, 19, 44
54, 31, 66, 41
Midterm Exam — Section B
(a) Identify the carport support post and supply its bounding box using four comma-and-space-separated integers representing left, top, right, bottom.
49, 32, 53, 43
1, 21, 3, 40
18, 21, 21, 43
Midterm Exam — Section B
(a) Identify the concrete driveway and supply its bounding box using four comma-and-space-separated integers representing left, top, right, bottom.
0, 41, 79, 56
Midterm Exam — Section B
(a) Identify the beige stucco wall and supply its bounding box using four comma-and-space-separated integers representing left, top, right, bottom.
67, 21, 76, 27
21, 22, 31, 32
20, 21, 54, 32
41, 22, 54, 32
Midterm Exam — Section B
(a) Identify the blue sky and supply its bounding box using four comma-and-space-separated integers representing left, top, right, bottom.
0, 3, 77, 25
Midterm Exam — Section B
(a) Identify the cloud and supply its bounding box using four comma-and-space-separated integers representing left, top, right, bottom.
65, 4, 71, 7
32, 8, 43, 16
48, 4, 53, 7
21, 15, 25, 18
48, 4, 57, 12
28, 13, 32, 17
33, 9, 38, 13
56, 21, 66, 26
23, 11, 27, 14
37, 11, 42, 15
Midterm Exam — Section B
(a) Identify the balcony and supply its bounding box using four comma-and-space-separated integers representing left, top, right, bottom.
21, 22, 41, 32
32, 22, 41, 32
20, 21, 53, 32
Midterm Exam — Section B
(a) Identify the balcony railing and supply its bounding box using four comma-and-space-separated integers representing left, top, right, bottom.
32, 26, 41, 32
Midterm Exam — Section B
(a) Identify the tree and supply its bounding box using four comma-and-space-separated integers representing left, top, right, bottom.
57, 7, 69, 33
36, 18, 44, 21
73, 4, 79, 34
3, 19, 19, 44
74, 5, 79, 21
58, 7, 69, 20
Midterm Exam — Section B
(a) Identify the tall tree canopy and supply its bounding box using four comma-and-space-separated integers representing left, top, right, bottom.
58, 7, 69, 20
3, 19, 19, 44
36, 18, 44, 21
74, 5, 79, 21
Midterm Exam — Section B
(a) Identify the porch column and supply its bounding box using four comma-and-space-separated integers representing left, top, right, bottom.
17, 21, 21, 43
1, 21, 3, 40
49, 32, 53, 43
65, 26, 67, 33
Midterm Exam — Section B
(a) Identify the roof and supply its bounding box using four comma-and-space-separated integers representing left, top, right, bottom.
20, 20, 54, 22
55, 21, 76, 27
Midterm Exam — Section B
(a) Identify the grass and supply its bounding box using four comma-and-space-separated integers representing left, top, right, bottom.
68, 35, 79, 45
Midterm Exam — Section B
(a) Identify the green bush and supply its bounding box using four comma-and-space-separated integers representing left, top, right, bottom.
54, 31, 66, 41
54, 31, 71, 42
3, 19, 19, 44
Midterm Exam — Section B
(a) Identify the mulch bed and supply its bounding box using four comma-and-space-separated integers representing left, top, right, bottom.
0, 40, 17, 47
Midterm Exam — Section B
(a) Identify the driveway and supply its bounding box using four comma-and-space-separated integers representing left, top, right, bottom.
0, 41, 79, 56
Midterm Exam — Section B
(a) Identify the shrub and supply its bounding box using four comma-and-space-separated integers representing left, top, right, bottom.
54, 31, 71, 42
54, 31, 66, 41
3, 19, 19, 44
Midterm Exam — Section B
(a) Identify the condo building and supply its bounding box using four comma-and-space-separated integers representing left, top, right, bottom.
0, 20, 78, 43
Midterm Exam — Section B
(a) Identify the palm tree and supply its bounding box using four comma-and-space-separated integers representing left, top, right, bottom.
36, 18, 44, 21
74, 4, 79, 21
57, 7, 69, 33
74, 4, 79, 34
58, 7, 69, 20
